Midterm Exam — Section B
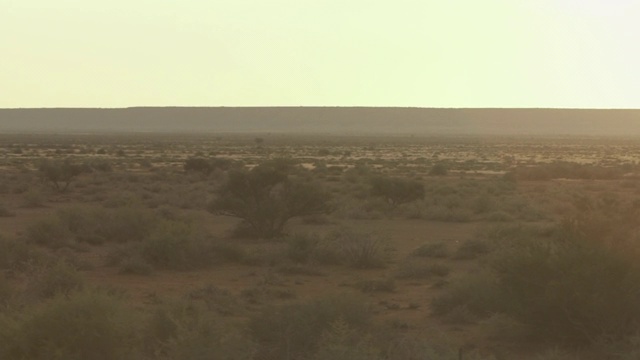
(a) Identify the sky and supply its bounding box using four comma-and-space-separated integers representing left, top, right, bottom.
2, 0, 640, 108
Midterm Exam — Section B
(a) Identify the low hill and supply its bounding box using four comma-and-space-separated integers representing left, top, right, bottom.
1, 107, 639, 136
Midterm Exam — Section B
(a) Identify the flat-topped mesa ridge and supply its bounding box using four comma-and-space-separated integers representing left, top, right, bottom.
1, 107, 639, 136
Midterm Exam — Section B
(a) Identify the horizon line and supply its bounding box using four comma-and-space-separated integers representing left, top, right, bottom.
3, 106, 640, 110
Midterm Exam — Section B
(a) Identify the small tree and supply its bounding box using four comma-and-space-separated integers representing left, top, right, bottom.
370, 176, 425, 207
209, 162, 331, 239
38, 159, 83, 192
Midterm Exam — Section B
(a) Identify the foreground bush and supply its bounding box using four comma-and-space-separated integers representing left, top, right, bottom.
493, 232, 640, 343
249, 294, 372, 360
0, 289, 137, 360
285, 230, 389, 268
433, 198, 640, 345
27, 206, 160, 248
26, 260, 85, 300
0, 236, 51, 272
140, 221, 216, 270
143, 299, 255, 360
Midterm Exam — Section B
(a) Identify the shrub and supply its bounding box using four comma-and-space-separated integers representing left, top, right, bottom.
429, 163, 449, 176
26, 260, 85, 300
0, 236, 51, 272
96, 207, 158, 243
328, 229, 389, 268
209, 161, 332, 238
395, 260, 450, 280
26, 218, 72, 249
312, 318, 382, 360
56, 206, 159, 244
492, 234, 640, 343
184, 156, 235, 175
370, 176, 425, 206
187, 284, 245, 316
431, 271, 505, 320
22, 189, 46, 208
249, 294, 372, 360
3, 289, 137, 360
144, 299, 255, 360
411, 241, 450, 258
141, 221, 213, 270
435, 199, 640, 344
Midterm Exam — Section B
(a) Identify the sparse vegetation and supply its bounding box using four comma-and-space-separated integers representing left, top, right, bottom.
1, 133, 640, 359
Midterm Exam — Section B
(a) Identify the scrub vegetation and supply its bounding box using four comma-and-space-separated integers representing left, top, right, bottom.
2, 133, 640, 359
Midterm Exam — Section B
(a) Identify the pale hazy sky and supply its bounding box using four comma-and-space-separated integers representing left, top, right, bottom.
2, 0, 639, 108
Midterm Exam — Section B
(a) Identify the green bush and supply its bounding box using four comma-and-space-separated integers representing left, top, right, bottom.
26, 260, 85, 300
434, 199, 640, 344
91, 207, 158, 243
56, 206, 160, 244
329, 229, 389, 268
141, 221, 213, 270
249, 294, 372, 360
312, 319, 381, 360
431, 271, 506, 320
107, 220, 232, 271
493, 234, 640, 343
143, 299, 255, 360
187, 284, 245, 316
2, 289, 137, 360
26, 218, 72, 249
370, 176, 425, 206
0, 236, 51, 272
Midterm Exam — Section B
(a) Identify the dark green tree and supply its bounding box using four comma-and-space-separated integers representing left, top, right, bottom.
38, 159, 83, 192
209, 162, 331, 239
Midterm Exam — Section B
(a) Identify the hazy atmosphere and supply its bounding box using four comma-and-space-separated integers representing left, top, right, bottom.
5, 2, 640, 360
4, 0, 640, 108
